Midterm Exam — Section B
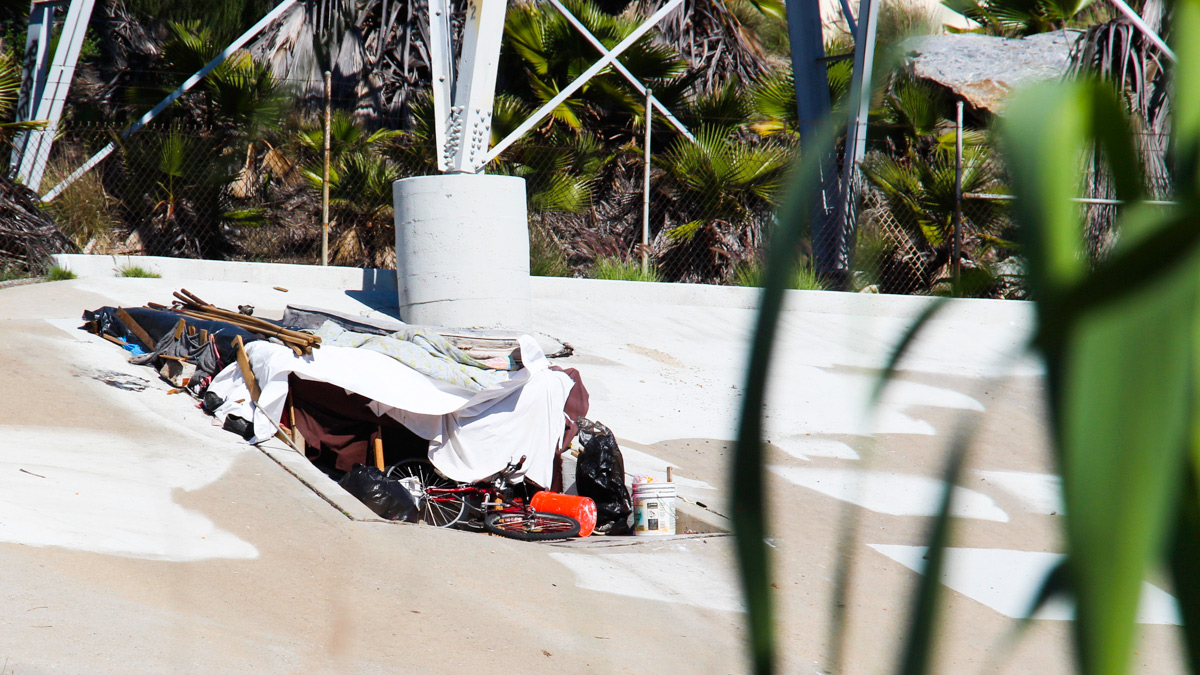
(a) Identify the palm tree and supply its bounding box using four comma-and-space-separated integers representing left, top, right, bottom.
247, 0, 781, 122
635, 0, 780, 92
499, 0, 691, 143
118, 125, 257, 258
942, 0, 1106, 35
0, 44, 73, 273
106, 21, 287, 258
1067, 0, 1170, 261
295, 110, 405, 267
858, 76, 1010, 294
653, 85, 794, 283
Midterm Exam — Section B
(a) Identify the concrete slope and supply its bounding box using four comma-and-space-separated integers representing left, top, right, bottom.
0, 258, 1184, 674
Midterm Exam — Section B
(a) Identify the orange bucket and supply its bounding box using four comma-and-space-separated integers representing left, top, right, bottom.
531, 491, 597, 537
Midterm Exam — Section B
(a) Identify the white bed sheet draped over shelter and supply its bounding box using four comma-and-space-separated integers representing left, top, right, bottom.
207, 334, 573, 488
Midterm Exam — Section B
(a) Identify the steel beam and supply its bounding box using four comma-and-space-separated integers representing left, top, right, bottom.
547, 0, 695, 143
484, 0, 684, 166
823, 0, 879, 285
449, 0, 509, 172
785, 0, 843, 283
42, 0, 299, 202
14, 0, 95, 192
11, 2, 56, 172
429, 0, 455, 171
843, 0, 879, 171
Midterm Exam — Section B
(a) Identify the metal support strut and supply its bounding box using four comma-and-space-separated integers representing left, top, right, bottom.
12, 0, 96, 193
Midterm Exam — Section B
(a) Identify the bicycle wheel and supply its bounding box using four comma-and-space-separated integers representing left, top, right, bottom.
483, 511, 580, 541
385, 459, 466, 528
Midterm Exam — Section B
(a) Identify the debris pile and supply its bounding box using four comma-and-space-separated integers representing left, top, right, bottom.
81, 289, 643, 541
0, 173, 75, 272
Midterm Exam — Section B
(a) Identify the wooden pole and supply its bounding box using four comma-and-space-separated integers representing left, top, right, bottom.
115, 307, 155, 350
321, 70, 332, 267
373, 434, 385, 472
232, 336, 261, 402
233, 334, 301, 453
642, 87, 652, 276
287, 391, 303, 449
953, 99, 964, 287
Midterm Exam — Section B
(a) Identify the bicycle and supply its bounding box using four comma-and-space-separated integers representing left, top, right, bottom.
386, 456, 580, 541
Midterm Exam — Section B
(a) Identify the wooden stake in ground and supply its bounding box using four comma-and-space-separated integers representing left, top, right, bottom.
116, 307, 155, 350
232, 335, 301, 453
373, 435, 385, 472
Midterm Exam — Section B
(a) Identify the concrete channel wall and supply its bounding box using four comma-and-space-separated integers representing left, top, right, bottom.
52, 254, 1035, 333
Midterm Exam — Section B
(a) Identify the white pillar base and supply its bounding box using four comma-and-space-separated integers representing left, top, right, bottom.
393, 174, 531, 330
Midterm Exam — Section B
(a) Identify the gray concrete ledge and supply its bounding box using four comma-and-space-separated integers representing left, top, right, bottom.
53, 254, 1034, 329
530, 275, 1034, 324
52, 254, 397, 293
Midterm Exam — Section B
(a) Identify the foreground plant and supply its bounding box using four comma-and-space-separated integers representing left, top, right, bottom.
732, 1, 1200, 673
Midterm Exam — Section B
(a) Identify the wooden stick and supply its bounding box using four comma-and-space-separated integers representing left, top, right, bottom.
232, 336, 262, 402
168, 294, 316, 340
177, 305, 319, 344
172, 318, 186, 340
173, 307, 316, 347
231, 335, 302, 453
179, 288, 209, 306
116, 307, 155, 350
100, 333, 127, 347
373, 435, 385, 472
287, 391, 303, 448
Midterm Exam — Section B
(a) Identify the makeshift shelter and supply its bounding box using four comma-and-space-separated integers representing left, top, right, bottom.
83, 293, 589, 492
207, 333, 580, 489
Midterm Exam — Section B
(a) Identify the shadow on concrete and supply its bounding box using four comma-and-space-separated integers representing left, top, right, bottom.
346, 269, 401, 318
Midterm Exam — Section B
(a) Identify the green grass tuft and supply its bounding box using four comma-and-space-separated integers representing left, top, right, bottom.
733, 259, 825, 291
47, 265, 77, 281
590, 256, 660, 282
117, 265, 161, 278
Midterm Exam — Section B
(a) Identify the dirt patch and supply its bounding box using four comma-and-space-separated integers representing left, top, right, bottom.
624, 343, 685, 368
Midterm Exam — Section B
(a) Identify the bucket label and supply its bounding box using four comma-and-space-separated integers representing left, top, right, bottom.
633, 487, 676, 535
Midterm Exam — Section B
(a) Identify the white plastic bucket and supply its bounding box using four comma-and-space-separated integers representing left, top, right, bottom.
632, 482, 676, 536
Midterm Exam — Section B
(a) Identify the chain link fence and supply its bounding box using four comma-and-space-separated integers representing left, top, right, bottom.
854, 129, 1023, 299
29, 92, 798, 287
28, 98, 1170, 299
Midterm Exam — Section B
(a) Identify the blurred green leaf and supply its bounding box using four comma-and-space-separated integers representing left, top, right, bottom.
1002, 79, 1198, 675
870, 298, 948, 406
733, 120, 837, 675
898, 431, 969, 675
1169, 470, 1200, 672
1174, 0, 1200, 190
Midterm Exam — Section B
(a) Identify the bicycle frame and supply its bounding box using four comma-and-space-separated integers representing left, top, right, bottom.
425, 483, 529, 518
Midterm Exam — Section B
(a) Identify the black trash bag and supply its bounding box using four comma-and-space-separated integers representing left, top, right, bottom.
575, 418, 633, 534
338, 465, 419, 522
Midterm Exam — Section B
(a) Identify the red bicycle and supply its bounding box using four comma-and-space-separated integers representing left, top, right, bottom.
386, 456, 580, 541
